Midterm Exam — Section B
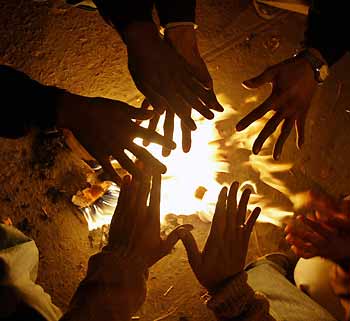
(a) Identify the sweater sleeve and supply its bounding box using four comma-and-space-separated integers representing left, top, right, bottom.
92, 0, 155, 34
0, 65, 64, 139
155, 0, 196, 27
304, 1, 348, 66
205, 272, 275, 321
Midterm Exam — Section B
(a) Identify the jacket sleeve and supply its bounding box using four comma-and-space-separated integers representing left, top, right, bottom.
155, 0, 196, 27
92, 0, 155, 34
0, 65, 64, 139
304, 1, 348, 66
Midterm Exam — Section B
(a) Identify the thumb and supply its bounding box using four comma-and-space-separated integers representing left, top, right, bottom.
127, 106, 155, 121
242, 67, 275, 89
177, 228, 202, 272
162, 224, 194, 255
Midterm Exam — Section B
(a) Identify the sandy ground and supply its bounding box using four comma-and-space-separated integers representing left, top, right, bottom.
1, 0, 350, 320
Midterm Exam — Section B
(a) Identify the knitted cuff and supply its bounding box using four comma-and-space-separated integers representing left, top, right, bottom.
204, 272, 255, 319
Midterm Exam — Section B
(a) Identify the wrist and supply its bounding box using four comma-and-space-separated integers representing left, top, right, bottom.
123, 21, 160, 49
67, 251, 148, 321
295, 48, 330, 84
204, 272, 255, 319
56, 91, 84, 130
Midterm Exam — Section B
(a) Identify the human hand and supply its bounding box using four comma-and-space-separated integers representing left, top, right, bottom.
236, 56, 318, 160
285, 191, 350, 263
63, 172, 193, 321
106, 173, 193, 268
179, 182, 260, 291
56, 93, 176, 182
124, 22, 223, 154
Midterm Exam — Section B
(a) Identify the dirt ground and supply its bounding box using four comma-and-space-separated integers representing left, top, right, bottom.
1, 0, 350, 320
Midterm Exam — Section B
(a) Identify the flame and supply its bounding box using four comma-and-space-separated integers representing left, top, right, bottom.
133, 98, 236, 223
82, 94, 311, 230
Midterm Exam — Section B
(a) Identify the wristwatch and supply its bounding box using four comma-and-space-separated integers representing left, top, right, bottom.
296, 49, 330, 84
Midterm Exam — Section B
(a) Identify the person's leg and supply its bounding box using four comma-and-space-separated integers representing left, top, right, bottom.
294, 257, 345, 321
246, 254, 337, 321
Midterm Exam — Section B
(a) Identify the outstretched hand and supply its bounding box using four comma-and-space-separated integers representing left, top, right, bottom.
125, 23, 223, 156
179, 182, 260, 291
106, 173, 193, 268
236, 56, 318, 160
285, 191, 350, 263
57, 93, 176, 182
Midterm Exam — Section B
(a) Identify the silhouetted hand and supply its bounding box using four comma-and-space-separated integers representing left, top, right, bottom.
63, 173, 193, 321
285, 191, 350, 263
124, 22, 223, 155
179, 182, 260, 291
106, 173, 193, 267
57, 93, 176, 182
236, 56, 318, 160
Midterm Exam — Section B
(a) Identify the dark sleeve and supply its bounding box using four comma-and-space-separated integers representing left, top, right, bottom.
155, 0, 196, 27
304, 1, 348, 66
92, 0, 154, 34
0, 65, 64, 139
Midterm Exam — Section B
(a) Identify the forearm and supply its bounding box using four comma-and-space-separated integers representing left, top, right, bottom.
206, 272, 275, 321
155, 0, 196, 27
0, 65, 65, 138
60, 251, 148, 321
304, 1, 348, 66
92, 0, 155, 40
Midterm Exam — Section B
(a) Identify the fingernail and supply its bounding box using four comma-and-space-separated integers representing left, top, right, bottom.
169, 141, 177, 150
162, 148, 171, 157
235, 123, 243, 131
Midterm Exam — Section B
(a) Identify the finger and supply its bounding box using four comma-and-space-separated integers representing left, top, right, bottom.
114, 150, 140, 178
149, 174, 161, 227
295, 114, 306, 149
253, 111, 284, 155
128, 143, 167, 174
164, 90, 197, 130
206, 89, 224, 112
246, 207, 261, 233
209, 187, 228, 241
97, 156, 122, 185
177, 229, 202, 271
136, 174, 151, 222
273, 118, 293, 160
237, 189, 251, 226
242, 67, 276, 89
134, 80, 166, 114
298, 216, 334, 238
226, 181, 239, 231
286, 234, 315, 253
135, 99, 151, 126
161, 224, 194, 257
143, 113, 161, 147
181, 120, 192, 153
286, 224, 326, 248
125, 105, 155, 121
291, 245, 316, 259
236, 94, 277, 131
325, 214, 350, 230
162, 110, 175, 157
307, 190, 339, 217
137, 126, 176, 150
108, 175, 131, 244
179, 84, 215, 119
